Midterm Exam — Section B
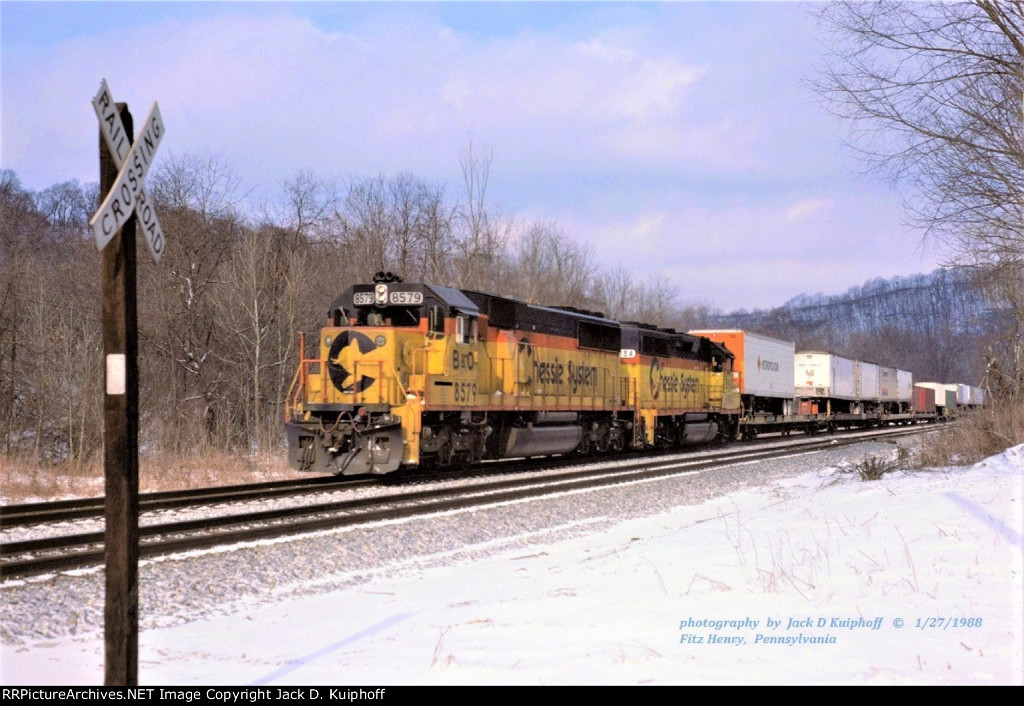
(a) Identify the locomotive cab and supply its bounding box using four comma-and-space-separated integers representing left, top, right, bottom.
286, 275, 482, 474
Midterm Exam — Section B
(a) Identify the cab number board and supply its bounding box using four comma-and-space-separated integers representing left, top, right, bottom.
389, 291, 423, 305
353, 291, 423, 306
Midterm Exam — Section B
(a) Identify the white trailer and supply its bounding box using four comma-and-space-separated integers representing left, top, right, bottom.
854, 360, 879, 402
897, 369, 914, 410
689, 329, 795, 415
795, 352, 856, 401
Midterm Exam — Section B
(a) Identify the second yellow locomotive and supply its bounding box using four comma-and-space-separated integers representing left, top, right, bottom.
285, 273, 741, 474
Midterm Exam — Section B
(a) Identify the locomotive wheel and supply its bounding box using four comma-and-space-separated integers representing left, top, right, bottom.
434, 428, 454, 466
608, 428, 623, 453
441, 442, 454, 466
577, 432, 593, 457
451, 450, 470, 471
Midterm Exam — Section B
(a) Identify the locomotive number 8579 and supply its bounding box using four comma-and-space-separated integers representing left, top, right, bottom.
285, 273, 741, 474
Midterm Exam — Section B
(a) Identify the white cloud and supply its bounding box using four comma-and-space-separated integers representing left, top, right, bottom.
436, 31, 706, 148
558, 190, 933, 310
2, 8, 724, 190
0, 4, 940, 312
592, 211, 669, 261
785, 197, 834, 222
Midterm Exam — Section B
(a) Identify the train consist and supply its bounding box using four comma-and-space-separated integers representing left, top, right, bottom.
285, 275, 984, 474
691, 331, 986, 439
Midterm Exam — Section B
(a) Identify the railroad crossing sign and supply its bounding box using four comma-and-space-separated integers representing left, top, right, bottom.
89, 79, 166, 263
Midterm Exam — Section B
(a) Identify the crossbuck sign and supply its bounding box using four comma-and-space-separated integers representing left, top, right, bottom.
89, 79, 166, 263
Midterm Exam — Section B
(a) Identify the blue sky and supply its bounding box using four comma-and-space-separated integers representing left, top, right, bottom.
0, 1, 939, 310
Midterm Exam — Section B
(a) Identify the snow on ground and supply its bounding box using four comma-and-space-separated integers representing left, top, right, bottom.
2, 445, 1022, 685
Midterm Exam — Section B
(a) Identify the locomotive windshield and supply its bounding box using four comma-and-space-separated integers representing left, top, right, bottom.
355, 306, 421, 327
328, 281, 482, 334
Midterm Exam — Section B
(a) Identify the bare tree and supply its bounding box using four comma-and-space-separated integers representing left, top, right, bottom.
633, 273, 681, 327
592, 267, 686, 327
1, 171, 50, 456
454, 142, 510, 290
213, 228, 289, 450
386, 172, 425, 277
0, 171, 103, 462
332, 172, 460, 285
513, 223, 554, 303
593, 265, 636, 321
508, 222, 597, 308
145, 152, 246, 451
275, 169, 339, 245
414, 179, 456, 284
33, 180, 91, 234
817, 1, 1023, 257
341, 174, 392, 278
816, 0, 1024, 394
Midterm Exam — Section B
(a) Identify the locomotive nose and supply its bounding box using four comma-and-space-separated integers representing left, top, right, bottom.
327, 330, 380, 395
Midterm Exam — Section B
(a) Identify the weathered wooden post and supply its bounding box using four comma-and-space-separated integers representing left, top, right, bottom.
89, 79, 166, 685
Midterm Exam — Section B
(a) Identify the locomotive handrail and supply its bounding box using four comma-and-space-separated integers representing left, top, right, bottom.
479, 341, 494, 400
385, 359, 410, 404
349, 359, 409, 407
285, 363, 302, 422
285, 331, 308, 422
411, 345, 428, 377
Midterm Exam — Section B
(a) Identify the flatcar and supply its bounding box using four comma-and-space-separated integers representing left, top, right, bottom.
688, 331, 962, 436
284, 274, 741, 474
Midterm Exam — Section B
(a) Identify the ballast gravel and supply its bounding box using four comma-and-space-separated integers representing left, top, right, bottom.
1, 439, 906, 645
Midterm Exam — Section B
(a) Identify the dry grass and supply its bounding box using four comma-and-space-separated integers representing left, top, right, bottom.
0, 453, 105, 502
4, 401, 1021, 502
840, 400, 1022, 479
905, 400, 1024, 469
1, 449, 300, 503
839, 453, 905, 481
139, 450, 299, 492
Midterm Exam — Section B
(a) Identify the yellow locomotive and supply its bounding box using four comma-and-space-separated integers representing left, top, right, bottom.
285, 273, 741, 474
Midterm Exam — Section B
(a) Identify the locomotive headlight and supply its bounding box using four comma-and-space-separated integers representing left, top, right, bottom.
324, 336, 332, 347
374, 283, 388, 305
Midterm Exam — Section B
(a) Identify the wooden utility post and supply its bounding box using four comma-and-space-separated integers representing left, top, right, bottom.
91, 78, 165, 685
100, 101, 140, 686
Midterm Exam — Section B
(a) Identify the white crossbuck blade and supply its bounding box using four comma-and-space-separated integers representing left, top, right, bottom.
89, 78, 166, 263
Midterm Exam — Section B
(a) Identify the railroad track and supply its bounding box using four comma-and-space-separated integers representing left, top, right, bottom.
1, 425, 930, 580
0, 474, 371, 528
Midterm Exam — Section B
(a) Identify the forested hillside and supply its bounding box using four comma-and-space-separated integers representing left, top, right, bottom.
0, 163, 1010, 467
705, 268, 1001, 386
0, 158, 693, 466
